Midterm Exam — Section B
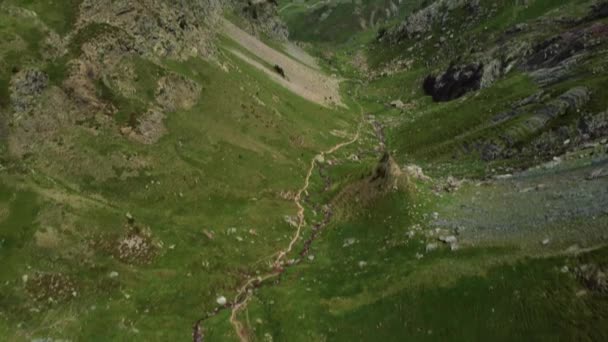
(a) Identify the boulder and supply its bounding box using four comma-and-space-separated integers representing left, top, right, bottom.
390, 99, 406, 109
439, 235, 458, 244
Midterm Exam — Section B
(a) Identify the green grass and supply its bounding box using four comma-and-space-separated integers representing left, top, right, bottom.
5, 0, 83, 35
389, 73, 538, 161
213, 179, 608, 341
68, 23, 121, 56
0, 32, 362, 339
0, 6, 75, 102
279, 0, 424, 44
473, 0, 590, 34
0, 77, 10, 109
94, 55, 166, 126
0, 10, 46, 87
1, 0, 607, 340
0, 182, 39, 264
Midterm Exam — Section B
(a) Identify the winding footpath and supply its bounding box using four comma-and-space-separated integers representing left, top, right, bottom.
193, 81, 367, 342
229, 122, 363, 341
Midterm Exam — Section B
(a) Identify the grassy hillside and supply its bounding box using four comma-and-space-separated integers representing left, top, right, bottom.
0, 2, 361, 340
1, 0, 608, 341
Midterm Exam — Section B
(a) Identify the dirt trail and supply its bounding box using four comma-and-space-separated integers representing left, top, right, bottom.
229, 120, 363, 341
191, 73, 365, 341
221, 18, 344, 108
223, 84, 367, 341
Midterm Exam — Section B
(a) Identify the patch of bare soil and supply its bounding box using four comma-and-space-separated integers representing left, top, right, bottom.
90, 221, 158, 265
26, 272, 78, 304
123, 107, 167, 145
221, 19, 344, 108
283, 42, 320, 70
114, 224, 158, 265
155, 74, 201, 112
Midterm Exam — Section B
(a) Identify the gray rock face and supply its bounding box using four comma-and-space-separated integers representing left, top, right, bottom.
520, 105, 608, 161
536, 87, 591, 122
479, 87, 591, 161
580, 110, 608, 139
388, 0, 475, 42
423, 63, 484, 102
480, 59, 502, 89
520, 21, 607, 85
582, 1, 608, 22
528, 55, 586, 86
239, 0, 289, 41
79, 0, 225, 60
10, 69, 49, 113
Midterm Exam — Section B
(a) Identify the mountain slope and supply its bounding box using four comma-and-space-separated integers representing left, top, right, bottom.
0, 1, 361, 340
1, 0, 608, 341
212, 1, 608, 341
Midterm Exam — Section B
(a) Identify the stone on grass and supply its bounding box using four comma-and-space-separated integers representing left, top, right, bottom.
425, 243, 438, 252
439, 236, 457, 244
390, 99, 405, 109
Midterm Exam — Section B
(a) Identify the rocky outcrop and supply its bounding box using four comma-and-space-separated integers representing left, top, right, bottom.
518, 106, 608, 161
2, 0, 292, 161
239, 0, 289, 41
78, 0, 224, 61
369, 152, 402, 188
384, 0, 608, 99
575, 264, 608, 294
583, 1, 608, 22
117, 73, 203, 145
125, 108, 168, 145
579, 110, 608, 139
479, 87, 592, 161
423, 63, 484, 102
528, 55, 585, 86
9, 69, 49, 113
387, 0, 477, 42
332, 153, 407, 219
155, 74, 201, 113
